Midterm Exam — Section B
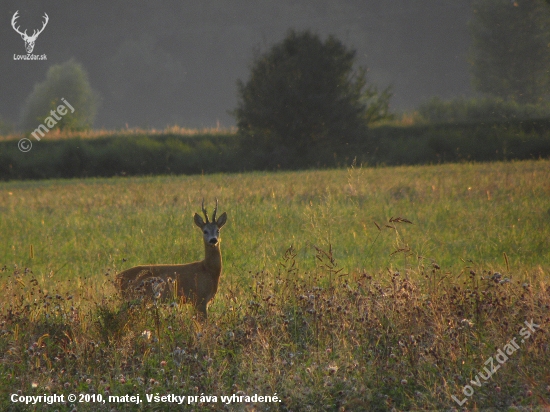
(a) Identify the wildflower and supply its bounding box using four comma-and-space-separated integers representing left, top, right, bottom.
460, 319, 474, 327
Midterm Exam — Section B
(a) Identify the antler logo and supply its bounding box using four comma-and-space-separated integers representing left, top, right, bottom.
11, 10, 49, 54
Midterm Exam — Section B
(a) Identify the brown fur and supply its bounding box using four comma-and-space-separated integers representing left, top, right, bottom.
115, 202, 227, 319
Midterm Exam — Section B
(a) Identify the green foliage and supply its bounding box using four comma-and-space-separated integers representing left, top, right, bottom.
19, 59, 99, 132
235, 30, 392, 167
469, 0, 550, 103
417, 97, 550, 123
0, 133, 240, 180
1, 121, 550, 180
362, 84, 394, 125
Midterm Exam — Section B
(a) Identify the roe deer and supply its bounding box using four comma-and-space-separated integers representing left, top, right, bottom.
115, 199, 227, 319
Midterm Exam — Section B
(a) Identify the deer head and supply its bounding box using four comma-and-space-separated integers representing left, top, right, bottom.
12, 11, 49, 54
194, 199, 227, 247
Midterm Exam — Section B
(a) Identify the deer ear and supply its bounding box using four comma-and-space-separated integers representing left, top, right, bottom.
216, 212, 227, 229
194, 213, 205, 228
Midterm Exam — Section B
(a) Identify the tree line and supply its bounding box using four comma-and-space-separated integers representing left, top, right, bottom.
2, 0, 549, 165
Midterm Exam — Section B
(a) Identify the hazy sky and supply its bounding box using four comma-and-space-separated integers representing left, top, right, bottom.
1, 1, 473, 129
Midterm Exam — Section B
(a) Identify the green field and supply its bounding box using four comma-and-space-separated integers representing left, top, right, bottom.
1, 160, 549, 410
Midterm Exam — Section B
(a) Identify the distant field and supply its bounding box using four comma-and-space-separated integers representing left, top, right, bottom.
0, 125, 237, 141
0, 160, 549, 410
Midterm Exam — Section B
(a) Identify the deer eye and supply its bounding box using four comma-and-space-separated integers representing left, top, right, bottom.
203, 230, 208, 234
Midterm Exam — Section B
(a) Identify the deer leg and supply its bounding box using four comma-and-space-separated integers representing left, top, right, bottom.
195, 301, 208, 321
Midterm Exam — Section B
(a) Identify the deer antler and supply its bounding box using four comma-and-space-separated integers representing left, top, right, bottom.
212, 198, 218, 222
30, 13, 49, 40
11, 11, 49, 40
201, 198, 210, 223
11, 11, 27, 37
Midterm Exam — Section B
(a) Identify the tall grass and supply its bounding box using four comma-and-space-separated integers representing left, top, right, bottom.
0, 160, 549, 410
1, 160, 548, 277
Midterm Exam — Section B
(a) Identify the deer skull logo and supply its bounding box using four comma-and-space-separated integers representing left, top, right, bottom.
11, 11, 49, 54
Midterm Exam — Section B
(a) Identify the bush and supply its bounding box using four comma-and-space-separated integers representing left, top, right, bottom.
417, 97, 550, 124
19, 59, 99, 132
234, 30, 392, 168
1, 122, 549, 181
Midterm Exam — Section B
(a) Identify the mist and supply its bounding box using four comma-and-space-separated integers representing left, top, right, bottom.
1, 0, 472, 129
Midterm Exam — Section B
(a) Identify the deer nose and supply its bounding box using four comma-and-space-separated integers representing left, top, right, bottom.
209, 238, 218, 244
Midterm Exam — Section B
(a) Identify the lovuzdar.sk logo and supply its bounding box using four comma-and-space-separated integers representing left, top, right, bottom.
11, 10, 48, 61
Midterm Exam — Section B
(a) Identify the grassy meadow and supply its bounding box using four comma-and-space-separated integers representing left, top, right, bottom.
0, 160, 549, 410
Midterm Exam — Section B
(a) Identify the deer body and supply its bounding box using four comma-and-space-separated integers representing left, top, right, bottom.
115, 200, 227, 319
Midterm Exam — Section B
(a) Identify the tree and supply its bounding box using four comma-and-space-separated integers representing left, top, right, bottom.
469, 0, 550, 104
234, 30, 392, 166
20, 59, 99, 131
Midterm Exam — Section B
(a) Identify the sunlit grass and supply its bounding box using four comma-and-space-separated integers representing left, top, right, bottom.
1, 160, 548, 281
0, 160, 549, 410
0, 125, 237, 141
